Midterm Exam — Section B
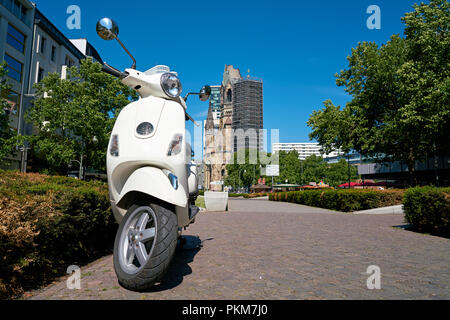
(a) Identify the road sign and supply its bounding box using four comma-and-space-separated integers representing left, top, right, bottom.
265, 165, 279, 177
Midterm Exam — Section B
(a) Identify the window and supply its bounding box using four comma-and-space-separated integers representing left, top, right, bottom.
6, 0, 28, 24
5, 90, 20, 116
6, 24, 26, 53
65, 56, 74, 67
40, 36, 46, 55
37, 67, 45, 83
227, 89, 232, 103
4, 54, 23, 82
51, 46, 56, 62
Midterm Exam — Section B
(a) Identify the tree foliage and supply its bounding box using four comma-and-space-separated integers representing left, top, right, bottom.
307, 0, 449, 184
25, 58, 137, 172
0, 63, 17, 164
224, 149, 262, 189
224, 149, 358, 189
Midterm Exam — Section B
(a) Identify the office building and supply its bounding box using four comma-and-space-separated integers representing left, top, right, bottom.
0, 0, 35, 169
272, 142, 341, 161
1, 2, 102, 170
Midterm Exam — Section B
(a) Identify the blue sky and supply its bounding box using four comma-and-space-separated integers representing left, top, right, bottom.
35, 0, 420, 152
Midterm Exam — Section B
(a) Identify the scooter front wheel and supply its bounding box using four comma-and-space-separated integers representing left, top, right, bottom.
113, 203, 178, 291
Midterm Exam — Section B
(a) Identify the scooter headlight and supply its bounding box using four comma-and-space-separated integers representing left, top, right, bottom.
161, 73, 182, 98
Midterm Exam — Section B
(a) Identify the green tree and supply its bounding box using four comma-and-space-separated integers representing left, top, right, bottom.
308, 0, 449, 185
0, 63, 17, 164
273, 150, 302, 184
224, 149, 262, 190
324, 159, 359, 188
25, 58, 137, 173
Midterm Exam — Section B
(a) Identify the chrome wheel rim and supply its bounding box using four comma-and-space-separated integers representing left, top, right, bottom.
118, 206, 157, 275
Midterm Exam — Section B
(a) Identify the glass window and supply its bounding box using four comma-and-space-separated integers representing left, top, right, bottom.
65, 56, 74, 67
6, 90, 20, 116
4, 54, 23, 82
51, 46, 56, 62
2, 0, 13, 11
40, 36, 46, 55
12, 0, 20, 16
6, 24, 26, 53
37, 68, 44, 83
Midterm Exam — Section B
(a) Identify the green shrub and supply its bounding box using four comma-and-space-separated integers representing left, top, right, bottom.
403, 187, 450, 237
269, 189, 404, 212
0, 170, 116, 299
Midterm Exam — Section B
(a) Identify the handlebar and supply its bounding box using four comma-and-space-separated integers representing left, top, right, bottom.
102, 62, 128, 79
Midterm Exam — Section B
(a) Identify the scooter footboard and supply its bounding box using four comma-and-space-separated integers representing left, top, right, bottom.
116, 167, 188, 210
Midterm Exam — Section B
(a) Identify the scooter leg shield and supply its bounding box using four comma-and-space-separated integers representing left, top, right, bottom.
116, 167, 188, 209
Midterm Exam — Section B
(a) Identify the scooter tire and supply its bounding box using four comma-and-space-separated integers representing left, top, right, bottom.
113, 202, 178, 291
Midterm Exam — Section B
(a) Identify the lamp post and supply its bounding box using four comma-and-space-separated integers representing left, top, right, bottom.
69, 157, 83, 180
239, 169, 247, 192
69, 136, 98, 180
348, 153, 351, 189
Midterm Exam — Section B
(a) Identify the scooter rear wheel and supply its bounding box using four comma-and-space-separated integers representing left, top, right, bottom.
113, 202, 178, 291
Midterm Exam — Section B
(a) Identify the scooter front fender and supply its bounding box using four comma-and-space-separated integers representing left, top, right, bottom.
116, 167, 188, 210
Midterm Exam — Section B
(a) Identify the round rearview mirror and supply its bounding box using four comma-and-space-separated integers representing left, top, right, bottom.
199, 85, 211, 102
96, 17, 119, 41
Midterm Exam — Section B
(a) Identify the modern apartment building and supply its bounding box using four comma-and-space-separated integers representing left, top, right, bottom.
0, 0, 35, 169
22, 8, 87, 136
1, 2, 102, 170
272, 142, 341, 161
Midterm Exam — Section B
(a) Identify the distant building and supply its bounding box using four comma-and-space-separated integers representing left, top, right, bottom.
203, 65, 264, 191
358, 154, 450, 187
23, 8, 87, 136
232, 77, 263, 152
1, 2, 102, 171
0, 0, 35, 169
325, 153, 362, 165
69, 38, 104, 64
272, 142, 340, 161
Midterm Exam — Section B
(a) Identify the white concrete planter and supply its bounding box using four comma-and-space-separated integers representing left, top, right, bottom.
204, 192, 229, 212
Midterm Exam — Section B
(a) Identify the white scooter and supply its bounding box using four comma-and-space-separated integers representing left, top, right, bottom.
96, 18, 210, 291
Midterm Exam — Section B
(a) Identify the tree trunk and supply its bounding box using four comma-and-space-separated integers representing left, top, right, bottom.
407, 151, 416, 187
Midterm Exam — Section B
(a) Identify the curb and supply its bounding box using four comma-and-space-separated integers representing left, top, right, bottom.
353, 205, 404, 215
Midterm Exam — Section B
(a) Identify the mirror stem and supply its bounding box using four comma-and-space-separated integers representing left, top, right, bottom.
184, 92, 200, 102
114, 35, 136, 69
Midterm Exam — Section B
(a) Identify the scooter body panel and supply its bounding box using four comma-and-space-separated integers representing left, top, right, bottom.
107, 94, 192, 227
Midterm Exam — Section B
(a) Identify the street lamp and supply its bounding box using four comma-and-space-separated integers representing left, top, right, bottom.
68, 158, 83, 180
69, 136, 98, 180
238, 169, 247, 192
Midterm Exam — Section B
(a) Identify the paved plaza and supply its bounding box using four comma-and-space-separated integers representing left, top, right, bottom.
27, 199, 450, 300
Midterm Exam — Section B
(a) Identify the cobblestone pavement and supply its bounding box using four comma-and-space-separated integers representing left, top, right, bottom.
27, 199, 450, 300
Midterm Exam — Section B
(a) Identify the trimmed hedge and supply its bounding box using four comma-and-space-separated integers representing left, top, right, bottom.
0, 170, 117, 299
403, 187, 450, 237
269, 189, 404, 212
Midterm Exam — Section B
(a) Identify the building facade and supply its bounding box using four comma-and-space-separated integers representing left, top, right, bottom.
232, 78, 263, 152
1, 3, 102, 171
0, 0, 35, 169
23, 8, 87, 137
272, 142, 341, 161
204, 65, 264, 191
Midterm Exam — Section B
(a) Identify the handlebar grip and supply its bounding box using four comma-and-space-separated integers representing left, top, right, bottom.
102, 63, 127, 79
